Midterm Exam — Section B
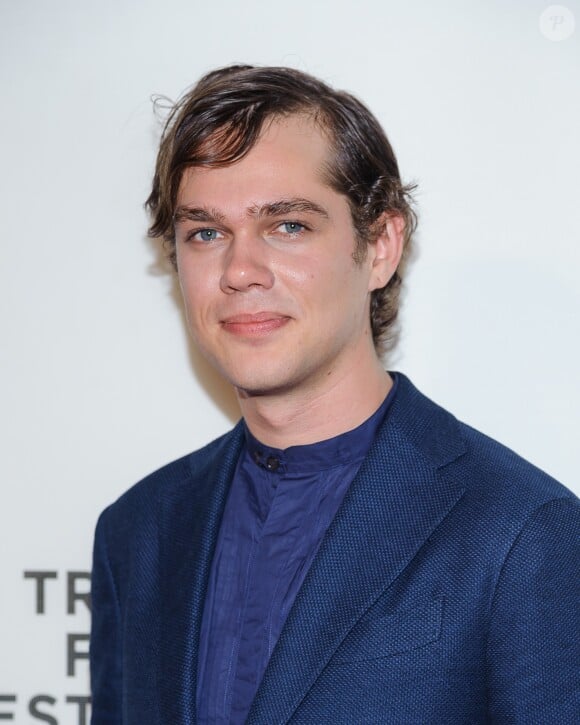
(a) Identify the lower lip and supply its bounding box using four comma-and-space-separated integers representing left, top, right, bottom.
221, 317, 290, 337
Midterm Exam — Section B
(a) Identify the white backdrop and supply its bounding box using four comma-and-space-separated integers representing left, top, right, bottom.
1, 0, 578, 721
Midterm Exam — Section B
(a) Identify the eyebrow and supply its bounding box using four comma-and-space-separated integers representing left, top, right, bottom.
173, 206, 226, 224
248, 198, 330, 220
173, 197, 329, 225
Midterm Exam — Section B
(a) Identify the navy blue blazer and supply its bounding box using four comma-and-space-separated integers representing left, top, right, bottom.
90, 374, 579, 723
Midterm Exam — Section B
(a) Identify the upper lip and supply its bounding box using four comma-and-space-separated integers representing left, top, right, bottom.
221, 312, 289, 324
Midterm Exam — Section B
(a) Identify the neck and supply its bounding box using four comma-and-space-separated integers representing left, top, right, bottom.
236, 354, 392, 449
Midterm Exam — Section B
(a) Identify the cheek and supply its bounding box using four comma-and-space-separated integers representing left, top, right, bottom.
178, 268, 210, 317
281, 264, 315, 286
279, 251, 366, 319
280, 246, 349, 287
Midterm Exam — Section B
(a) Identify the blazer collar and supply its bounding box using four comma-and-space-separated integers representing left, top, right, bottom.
157, 422, 245, 724
247, 373, 467, 724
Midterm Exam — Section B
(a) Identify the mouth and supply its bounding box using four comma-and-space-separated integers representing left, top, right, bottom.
220, 312, 291, 337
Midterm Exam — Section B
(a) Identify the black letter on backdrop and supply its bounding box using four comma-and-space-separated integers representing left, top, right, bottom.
23, 571, 58, 614
0, 694, 16, 720
66, 695, 91, 725
29, 695, 57, 724
67, 633, 90, 676
67, 571, 91, 614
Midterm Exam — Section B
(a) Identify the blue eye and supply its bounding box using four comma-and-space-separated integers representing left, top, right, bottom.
280, 222, 305, 234
196, 229, 218, 242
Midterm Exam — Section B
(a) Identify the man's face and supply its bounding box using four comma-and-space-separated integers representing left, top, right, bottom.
174, 115, 386, 399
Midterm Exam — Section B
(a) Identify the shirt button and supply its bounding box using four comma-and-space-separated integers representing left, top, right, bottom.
265, 456, 280, 472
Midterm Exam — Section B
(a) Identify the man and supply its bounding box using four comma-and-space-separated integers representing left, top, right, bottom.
90, 65, 579, 723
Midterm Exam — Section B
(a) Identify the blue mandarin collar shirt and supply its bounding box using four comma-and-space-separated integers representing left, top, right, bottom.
196, 375, 399, 724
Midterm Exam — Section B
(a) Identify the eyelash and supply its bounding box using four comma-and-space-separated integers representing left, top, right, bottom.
186, 228, 220, 243
184, 220, 310, 243
277, 221, 308, 236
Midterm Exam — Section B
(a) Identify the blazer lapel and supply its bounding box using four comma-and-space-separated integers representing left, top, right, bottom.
157, 424, 244, 724
247, 375, 467, 724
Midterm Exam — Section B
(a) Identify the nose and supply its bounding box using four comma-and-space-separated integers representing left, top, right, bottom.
219, 234, 275, 294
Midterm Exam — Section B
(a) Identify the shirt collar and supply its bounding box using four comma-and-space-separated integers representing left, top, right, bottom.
243, 373, 399, 476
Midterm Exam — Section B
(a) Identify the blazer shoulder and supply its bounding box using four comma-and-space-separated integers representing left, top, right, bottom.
456, 418, 575, 505
392, 373, 576, 513
97, 422, 244, 534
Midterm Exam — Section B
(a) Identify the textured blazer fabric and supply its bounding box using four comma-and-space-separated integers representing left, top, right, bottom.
90, 374, 580, 724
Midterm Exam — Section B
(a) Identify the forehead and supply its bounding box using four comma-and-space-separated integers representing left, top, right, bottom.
176, 115, 336, 208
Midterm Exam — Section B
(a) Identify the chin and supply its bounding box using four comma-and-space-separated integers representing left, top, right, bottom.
221, 363, 298, 398
198, 341, 284, 391
231, 374, 292, 398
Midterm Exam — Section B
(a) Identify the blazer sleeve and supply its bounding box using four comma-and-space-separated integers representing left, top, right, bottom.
90, 507, 123, 725
486, 497, 580, 720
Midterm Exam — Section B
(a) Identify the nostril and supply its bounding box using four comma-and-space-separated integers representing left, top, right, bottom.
220, 252, 275, 293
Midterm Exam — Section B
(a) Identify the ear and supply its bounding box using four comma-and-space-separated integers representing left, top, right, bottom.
367, 212, 405, 292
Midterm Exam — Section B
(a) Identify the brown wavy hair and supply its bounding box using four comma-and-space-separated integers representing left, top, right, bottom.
146, 65, 417, 357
